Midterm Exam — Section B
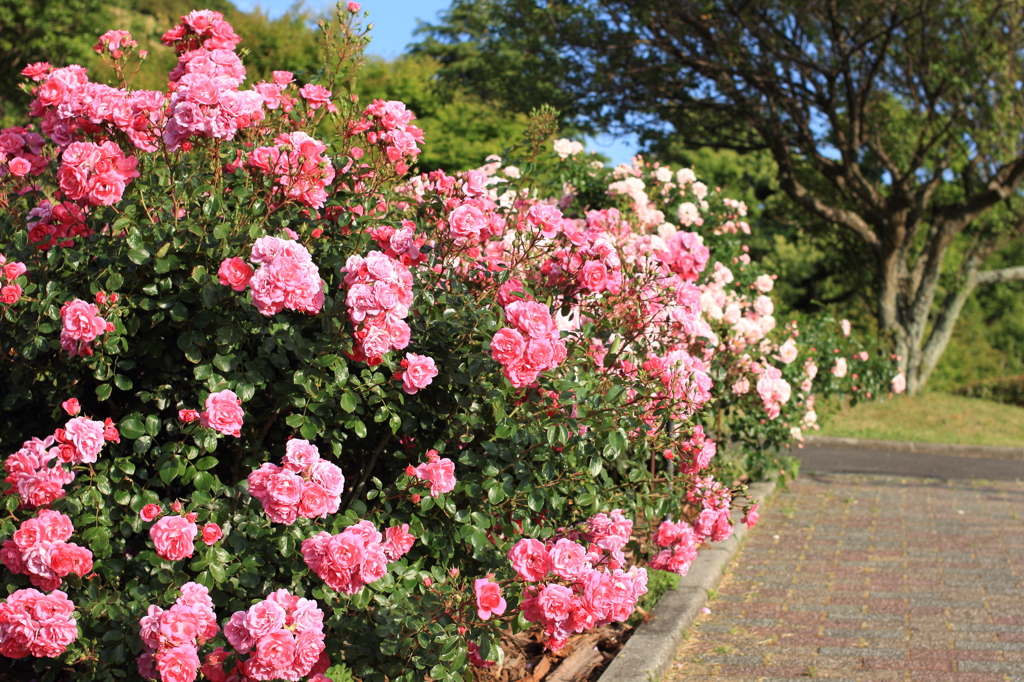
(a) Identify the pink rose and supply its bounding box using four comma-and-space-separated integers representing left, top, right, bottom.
49, 543, 92, 577
360, 544, 388, 584
504, 301, 555, 339
508, 539, 550, 582
245, 600, 287, 639
413, 455, 456, 497
7, 157, 31, 177
218, 257, 254, 291
474, 578, 506, 620
297, 482, 331, 519
741, 503, 759, 528
63, 417, 106, 463
201, 523, 222, 545
255, 630, 297, 670
399, 353, 437, 395
448, 203, 487, 242
381, 524, 415, 561
265, 469, 303, 506
61, 398, 80, 416
578, 260, 609, 292
178, 409, 200, 423
490, 328, 526, 365
156, 644, 200, 682
0, 284, 21, 305
200, 389, 244, 437
150, 515, 198, 561
547, 538, 587, 580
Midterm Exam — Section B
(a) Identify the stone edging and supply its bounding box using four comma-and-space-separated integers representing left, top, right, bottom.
804, 436, 1024, 461
597, 480, 777, 682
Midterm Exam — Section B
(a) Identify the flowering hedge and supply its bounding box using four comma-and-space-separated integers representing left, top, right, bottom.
0, 7, 900, 682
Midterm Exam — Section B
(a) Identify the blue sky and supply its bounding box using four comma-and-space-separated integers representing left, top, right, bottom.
233, 0, 638, 163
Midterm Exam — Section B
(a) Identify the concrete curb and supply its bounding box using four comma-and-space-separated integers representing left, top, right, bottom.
597, 480, 777, 682
804, 436, 1024, 461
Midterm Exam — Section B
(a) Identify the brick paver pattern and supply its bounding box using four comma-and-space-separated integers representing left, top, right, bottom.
665, 473, 1024, 682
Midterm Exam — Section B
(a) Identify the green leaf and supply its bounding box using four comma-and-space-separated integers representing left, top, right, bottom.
145, 415, 161, 437
340, 392, 357, 413
113, 374, 132, 391
195, 457, 218, 471
96, 384, 112, 401
119, 417, 146, 440
193, 472, 214, 491
127, 248, 150, 265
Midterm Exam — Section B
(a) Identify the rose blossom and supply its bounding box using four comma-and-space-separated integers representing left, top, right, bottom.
150, 515, 198, 562
201, 523, 223, 545
508, 538, 549, 581
474, 578, 506, 620
218, 257, 254, 291
140, 504, 162, 522
200, 389, 244, 437
399, 353, 437, 395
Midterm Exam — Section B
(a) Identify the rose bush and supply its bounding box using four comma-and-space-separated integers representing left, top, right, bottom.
0, 6, 898, 681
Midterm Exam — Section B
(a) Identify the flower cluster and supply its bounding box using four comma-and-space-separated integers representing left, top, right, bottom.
59, 298, 109, 358
247, 439, 345, 525
657, 229, 710, 282
490, 300, 567, 388
54, 415, 118, 464
368, 220, 428, 266
342, 251, 413, 365
649, 519, 699, 575
199, 389, 245, 437
138, 582, 219, 682
237, 235, 326, 316
26, 200, 90, 250
0, 126, 47, 179
248, 132, 336, 208
1, 510, 92, 591
675, 425, 717, 475
0, 253, 26, 306
57, 141, 140, 207
510, 515, 649, 651
0, 589, 78, 658
224, 589, 326, 681
355, 99, 423, 176
408, 449, 456, 497
756, 363, 792, 419
4, 435, 75, 508
93, 29, 138, 57
302, 520, 415, 595
160, 12, 264, 150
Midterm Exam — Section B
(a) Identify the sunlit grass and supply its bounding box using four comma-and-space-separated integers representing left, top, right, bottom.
818, 392, 1024, 448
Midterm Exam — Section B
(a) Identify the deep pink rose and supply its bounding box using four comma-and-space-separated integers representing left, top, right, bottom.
297, 482, 331, 519
244, 600, 287, 638
7, 157, 31, 177
547, 538, 587, 580
156, 644, 200, 682
490, 328, 526, 365
474, 578, 506, 620
255, 630, 297, 670
1, 284, 22, 305
201, 523, 222, 545
140, 504, 162, 522
218, 257, 254, 291
200, 389, 244, 437
508, 538, 550, 582
150, 515, 198, 561
578, 260, 609, 292
381, 524, 415, 561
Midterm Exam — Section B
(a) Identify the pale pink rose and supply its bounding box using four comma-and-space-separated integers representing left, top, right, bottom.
474, 578, 506, 620
63, 417, 106, 463
283, 439, 320, 470
265, 469, 303, 506
218, 257, 254, 291
778, 339, 798, 364
308, 460, 345, 497
245, 600, 287, 638
840, 319, 851, 336
508, 538, 549, 582
400, 353, 437, 395
831, 357, 848, 378
7, 157, 31, 177
150, 515, 198, 562
754, 274, 774, 292
537, 583, 574, 621
200, 389, 244, 437
891, 373, 906, 394
156, 644, 201, 682
360, 544, 388, 584
298, 482, 331, 519
224, 611, 255, 653
414, 455, 456, 497
731, 377, 750, 395
741, 503, 760, 528
255, 630, 297, 670
547, 538, 587, 580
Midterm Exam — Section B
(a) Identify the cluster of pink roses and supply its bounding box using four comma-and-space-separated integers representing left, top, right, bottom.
248, 132, 336, 208
0, 126, 47, 179
223, 589, 326, 681
657, 229, 710, 282
0, 510, 92, 592
247, 439, 345, 525
160, 12, 263, 150
641, 349, 714, 420
0, 253, 26, 306
342, 251, 414, 366
675, 424, 717, 475
54, 415, 119, 464
3, 435, 75, 508
223, 235, 325, 317
26, 199, 90, 251
94, 29, 138, 57
542, 228, 624, 296
446, 197, 506, 246
490, 300, 568, 388
649, 519, 699, 575
508, 512, 649, 651
393, 353, 438, 395
57, 140, 140, 206
755, 363, 792, 419
0, 588, 78, 659
368, 220, 428, 266
138, 582, 219, 682
407, 449, 457, 497
302, 521, 415, 595
357, 99, 423, 176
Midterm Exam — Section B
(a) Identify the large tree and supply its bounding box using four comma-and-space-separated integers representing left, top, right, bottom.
417, 0, 1024, 393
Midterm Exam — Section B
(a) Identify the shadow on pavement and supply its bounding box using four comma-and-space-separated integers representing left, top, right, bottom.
788, 443, 1024, 481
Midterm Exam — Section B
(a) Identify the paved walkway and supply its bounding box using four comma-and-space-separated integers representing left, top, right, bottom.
664, 473, 1024, 682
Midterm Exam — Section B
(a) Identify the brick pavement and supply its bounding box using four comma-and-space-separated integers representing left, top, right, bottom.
663, 473, 1024, 682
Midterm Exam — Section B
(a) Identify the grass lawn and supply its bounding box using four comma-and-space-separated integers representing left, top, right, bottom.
817, 392, 1024, 448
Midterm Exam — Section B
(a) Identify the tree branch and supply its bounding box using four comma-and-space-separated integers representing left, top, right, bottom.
977, 265, 1024, 285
